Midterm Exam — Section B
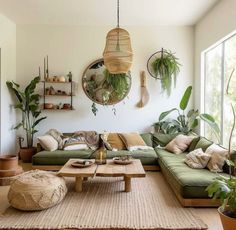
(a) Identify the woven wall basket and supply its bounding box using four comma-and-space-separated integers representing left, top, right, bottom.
103, 28, 133, 74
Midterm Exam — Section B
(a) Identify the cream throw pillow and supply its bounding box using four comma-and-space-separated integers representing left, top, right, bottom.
185, 148, 211, 169
206, 144, 228, 172
119, 133, 153, 151
37, 135, 58, 151
165, 134, 194, 154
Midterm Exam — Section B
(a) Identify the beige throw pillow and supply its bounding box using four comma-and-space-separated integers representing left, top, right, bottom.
165, 134, 194, 154
37, 135, 58, 151
206, 144, 228, 172
185, 148, 211, 169
119, 133, 153, 151
106, 133, 126, 151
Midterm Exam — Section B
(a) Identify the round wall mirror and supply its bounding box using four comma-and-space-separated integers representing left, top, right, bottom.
82, 58, 131, 105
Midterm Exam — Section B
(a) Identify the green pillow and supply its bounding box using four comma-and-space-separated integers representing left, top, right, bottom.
194, 137, 213, 151
140, 133, 153, 147
188, 136, 200, 152
152, 133, 178, 147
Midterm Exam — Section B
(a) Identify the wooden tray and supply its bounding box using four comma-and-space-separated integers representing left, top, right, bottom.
71, 160, 94, 168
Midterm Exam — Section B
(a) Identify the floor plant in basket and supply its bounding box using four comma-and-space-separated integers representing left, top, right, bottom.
6, 76, 46, 162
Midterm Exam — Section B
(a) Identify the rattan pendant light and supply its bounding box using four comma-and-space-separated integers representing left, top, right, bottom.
103, 0, 133, 74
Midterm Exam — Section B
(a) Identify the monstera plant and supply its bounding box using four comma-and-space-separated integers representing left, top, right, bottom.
153, 86, 220, 142
6, 76, 46, 162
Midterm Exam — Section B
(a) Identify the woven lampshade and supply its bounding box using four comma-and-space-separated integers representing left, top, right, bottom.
103, 27, 133, 74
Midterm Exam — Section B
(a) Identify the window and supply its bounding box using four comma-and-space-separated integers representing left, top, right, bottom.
204, 33, 236, 149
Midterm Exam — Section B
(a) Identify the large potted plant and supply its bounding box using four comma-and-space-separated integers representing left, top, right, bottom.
206, 68, 236, 230
154, 86, 220, 141
6, 76, 46, 162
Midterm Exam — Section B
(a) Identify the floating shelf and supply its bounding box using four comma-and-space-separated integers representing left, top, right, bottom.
42, 108, 75, 111
43, 94, 75, 97
41, 81, 75, 84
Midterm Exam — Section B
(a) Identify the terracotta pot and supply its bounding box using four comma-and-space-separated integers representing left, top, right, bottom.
19, 147, 37, 163
218, 207, 236, 230
0, 155, 18, 170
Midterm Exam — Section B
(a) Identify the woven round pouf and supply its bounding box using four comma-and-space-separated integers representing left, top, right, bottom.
8, 170, 67, 211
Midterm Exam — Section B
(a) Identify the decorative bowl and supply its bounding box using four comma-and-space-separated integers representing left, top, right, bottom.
113, 157, 132, 165
71, 160, 94, 168
44, 103, 54, 109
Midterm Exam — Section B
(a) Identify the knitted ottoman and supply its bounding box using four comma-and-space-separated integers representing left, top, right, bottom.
8, 170, 67, 211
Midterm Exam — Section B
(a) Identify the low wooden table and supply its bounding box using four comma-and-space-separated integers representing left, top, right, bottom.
58, 159, 146, 192
58, 159, 97, 192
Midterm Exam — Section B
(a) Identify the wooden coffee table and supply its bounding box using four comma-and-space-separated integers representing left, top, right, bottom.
58, 159, 146, 192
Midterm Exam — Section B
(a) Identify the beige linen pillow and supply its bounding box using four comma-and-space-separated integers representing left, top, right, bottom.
185, 148, 211, 169
106, 133, 126, 151
206, 144, 228, 172
37, 135, 58, 151
165, 134, 194, 154
119, 133, 153, 151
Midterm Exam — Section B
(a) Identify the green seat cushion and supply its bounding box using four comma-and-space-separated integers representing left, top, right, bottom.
101, 149, 158, 165
153, 133, 178, 147
140, 133, 153, 147
155, 148, 229, 198
32, 149, 94, 165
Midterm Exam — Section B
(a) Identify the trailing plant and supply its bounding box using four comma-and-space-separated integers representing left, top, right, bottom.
206, 68, 236, 219
6, 76, 46, 148
151, 50, 181, 96
91, 70, 130, 116
153, 86, 220, 142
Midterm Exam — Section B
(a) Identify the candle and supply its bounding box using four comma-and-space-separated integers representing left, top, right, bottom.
100, 151, 102, 163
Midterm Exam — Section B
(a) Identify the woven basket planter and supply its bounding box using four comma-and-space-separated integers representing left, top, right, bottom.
103, 28, 133, 74
8, 170, 67, 211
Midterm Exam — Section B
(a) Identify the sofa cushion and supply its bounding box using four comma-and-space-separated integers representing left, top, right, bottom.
194, 137, 213, 151
155, 148, 229, 198
140, 133, 153, 147
165, 134, 194, 154
32, 150, 94, 165
153, 133, 178, 147
104, 149, 158, 165
188, 136, 200, 152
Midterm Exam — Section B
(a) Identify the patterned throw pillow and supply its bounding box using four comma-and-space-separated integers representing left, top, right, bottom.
63, 136, 89, 150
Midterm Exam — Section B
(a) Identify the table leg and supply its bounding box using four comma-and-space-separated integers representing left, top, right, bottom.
75, 176, 83, 192
124, 176, 131, 192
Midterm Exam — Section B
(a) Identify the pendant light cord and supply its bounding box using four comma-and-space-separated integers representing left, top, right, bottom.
117, 0, 120, 28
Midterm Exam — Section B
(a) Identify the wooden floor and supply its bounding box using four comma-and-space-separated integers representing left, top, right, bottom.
0, 162, 223, 230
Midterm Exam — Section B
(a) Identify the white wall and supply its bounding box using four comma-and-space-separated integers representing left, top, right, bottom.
16, 25, 194, 137
195, 0, 236, 113
0, 14, 16, 154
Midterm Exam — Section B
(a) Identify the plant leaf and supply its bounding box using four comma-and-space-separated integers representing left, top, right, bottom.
159, 108, 178, 121
179, 86, 192, 110
32, 117, 46, 128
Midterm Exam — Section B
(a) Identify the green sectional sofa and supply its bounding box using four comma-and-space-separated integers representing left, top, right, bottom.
32, 132, 234, 207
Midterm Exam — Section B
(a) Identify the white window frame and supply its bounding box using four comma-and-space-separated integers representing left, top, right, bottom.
201, 30, 236, 144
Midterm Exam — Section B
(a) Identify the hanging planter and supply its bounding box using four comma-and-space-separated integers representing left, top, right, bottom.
103, 0, 133, 74
147, 48, 181, 97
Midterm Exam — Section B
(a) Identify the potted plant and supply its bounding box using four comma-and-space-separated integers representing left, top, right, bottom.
149, 49, 181, 96
154, 86, 220, 142
206, 68, 236, 230
6, 76, 46, 162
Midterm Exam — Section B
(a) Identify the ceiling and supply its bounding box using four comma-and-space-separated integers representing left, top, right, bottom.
0, 0, 219, 26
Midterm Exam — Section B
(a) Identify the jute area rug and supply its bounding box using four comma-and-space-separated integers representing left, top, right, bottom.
0, 172, 207, 230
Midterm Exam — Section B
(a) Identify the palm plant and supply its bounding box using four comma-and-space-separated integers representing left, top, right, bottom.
154, 86, 220, 142
6, 76, 46, 148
